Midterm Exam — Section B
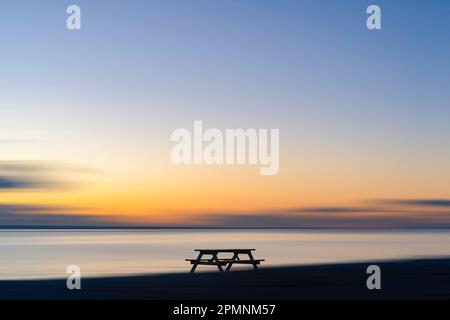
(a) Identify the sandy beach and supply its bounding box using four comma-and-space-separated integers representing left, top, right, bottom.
1, 258, 450, 300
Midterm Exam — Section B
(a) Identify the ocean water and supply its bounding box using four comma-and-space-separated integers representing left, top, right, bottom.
1, 229, 450, 280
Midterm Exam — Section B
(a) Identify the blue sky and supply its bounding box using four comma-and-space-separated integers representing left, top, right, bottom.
2, 1, 449, 134
0, 1, 450, 226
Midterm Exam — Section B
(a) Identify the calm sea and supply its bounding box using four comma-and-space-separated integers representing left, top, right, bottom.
1, 229, 450, 280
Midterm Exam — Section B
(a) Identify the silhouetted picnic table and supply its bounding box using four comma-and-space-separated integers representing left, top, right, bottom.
186, 249, 264, 273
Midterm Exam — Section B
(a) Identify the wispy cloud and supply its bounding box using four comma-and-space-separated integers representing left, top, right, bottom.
0, 204, 118, 227
180, 200, 450, 228
284, 207, 384, 213
3, 199, 450, 228
198, 213, 450, 228
0, 161, 95, 191
376, 199, 450, 208
0, 177, 38, 189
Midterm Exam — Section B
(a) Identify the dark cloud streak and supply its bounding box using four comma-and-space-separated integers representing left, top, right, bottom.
0, 204, 120, 227
374, 199, 450, 208
0, 161, 95, 191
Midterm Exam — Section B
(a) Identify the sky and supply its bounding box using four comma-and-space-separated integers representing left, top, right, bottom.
1, 0, 450, 227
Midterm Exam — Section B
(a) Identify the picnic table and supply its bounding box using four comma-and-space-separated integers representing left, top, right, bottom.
186, 249, 265, 273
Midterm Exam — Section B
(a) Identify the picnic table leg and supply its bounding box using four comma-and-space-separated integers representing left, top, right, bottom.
190, 252, 203, 274
212, 253, 224, 273
225, 252, 240, 271
248, 252, 259, 271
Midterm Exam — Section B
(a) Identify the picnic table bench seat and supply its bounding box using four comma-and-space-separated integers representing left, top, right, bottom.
185, 259, 265, 264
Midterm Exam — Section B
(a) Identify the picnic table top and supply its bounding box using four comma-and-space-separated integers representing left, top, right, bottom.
194, 248, 255, 252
